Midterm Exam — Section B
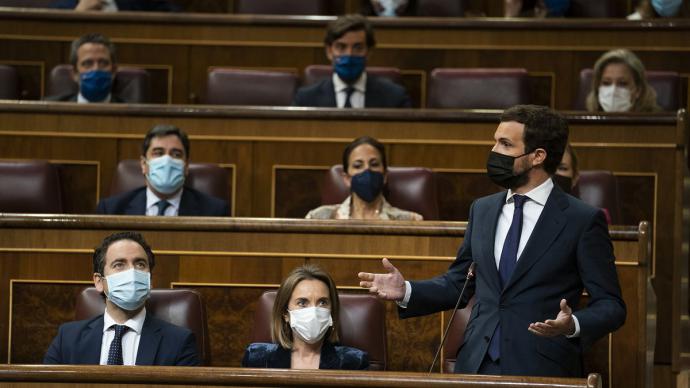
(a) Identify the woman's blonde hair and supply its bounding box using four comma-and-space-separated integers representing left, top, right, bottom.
271, 265, 340, 349
585, 49, 660, 112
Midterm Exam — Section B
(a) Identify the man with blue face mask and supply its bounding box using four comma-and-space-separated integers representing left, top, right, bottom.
96, 124, 229, 216
44, 231, 199, 365
44, 33, 128, 103
293, 14, 411, 109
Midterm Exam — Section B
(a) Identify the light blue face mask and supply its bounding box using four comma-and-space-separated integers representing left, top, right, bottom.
652, 0, 682, 17
104, 268, 151, 311
146, 155, 185, 195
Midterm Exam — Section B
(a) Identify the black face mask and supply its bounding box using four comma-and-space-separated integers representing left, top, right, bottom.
350, 169, 385, 203
486, 151, 531, 189
552, 174, 573, 195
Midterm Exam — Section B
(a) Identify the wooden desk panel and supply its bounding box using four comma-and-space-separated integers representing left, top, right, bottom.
0, 216, 648, 388
0, 10, 689, 109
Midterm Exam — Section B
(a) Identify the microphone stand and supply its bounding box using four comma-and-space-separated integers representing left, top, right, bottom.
428, 262, 476, 374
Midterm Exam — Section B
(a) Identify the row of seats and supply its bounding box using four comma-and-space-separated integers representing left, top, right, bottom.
0, 64, 682, 111
0, 159, 623, 223
0, 0, 629, 17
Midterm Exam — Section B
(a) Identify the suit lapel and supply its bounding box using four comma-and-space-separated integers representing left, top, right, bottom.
481, 192, 506, 294
77, 316, 104, 364
125, 189, 147, 215
135, 314, 162, 365
323, 79, 337, 107
504, 186, 568, 292
178, 187, 195, 216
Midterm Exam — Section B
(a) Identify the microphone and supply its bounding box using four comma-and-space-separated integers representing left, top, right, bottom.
428, 262, 477, 374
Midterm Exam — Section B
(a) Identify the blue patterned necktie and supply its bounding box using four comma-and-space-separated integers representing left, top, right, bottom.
155, 200, 170, 216
107, 324, 129, 365
487, 194, 528, 361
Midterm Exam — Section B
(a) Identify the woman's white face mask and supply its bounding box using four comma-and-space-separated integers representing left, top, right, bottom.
598, 85, 633, 112
288, 307, 333, 344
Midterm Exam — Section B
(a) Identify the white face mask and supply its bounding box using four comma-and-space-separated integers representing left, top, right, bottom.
288, 307, 333, 344
376, 0, 407, 16
598, 85, 633, 112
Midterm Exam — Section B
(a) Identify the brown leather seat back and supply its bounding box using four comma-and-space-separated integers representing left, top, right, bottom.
204, 68, 298, 106
46, 64, 152, 103
0, 160, 63, 213
575, 68, 681, 111
109, 160, 230, 202
251, 290, 387, 370
0, 65, 20, 99
320, 165, 439, 220
441, 296, 476, 373
573, 170, 622, 224
303, 65, 402, 86
428, 68, 530, 109
74, 287, 211, 365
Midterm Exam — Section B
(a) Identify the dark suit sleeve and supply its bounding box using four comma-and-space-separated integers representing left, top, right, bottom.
175, 331, 200, 366
49, 0, 77, 8
397, 90, 412, 108
292, 88, 308, 107
401, 201, 477, 318
574, 209, 626, 346
96, 199, 108, 214
43, 325, 64, 364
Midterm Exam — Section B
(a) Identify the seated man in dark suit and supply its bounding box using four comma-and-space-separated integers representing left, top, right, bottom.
51, 0, 178, 12
293, 14, 411, 108
44, 33, 126, 103
96, 124, 229, 216
44, 231, 199, 365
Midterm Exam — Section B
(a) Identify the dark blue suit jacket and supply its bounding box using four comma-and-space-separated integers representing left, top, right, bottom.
401, 183, 626, 377
50, 0, 178, 11
96, 186, 229, 216
43, 313, 199, 365
292, 75, 412, 108
242, 342, 369, 370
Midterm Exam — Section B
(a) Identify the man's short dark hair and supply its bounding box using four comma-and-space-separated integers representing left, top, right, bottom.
69, 33, 117, 68
324, 14, 376, 49
500, 105, 569, 175
342, 136, 387, 173
141, 124, 190, 159
93, 231, 155, 275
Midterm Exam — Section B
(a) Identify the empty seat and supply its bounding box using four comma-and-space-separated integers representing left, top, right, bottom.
303, 64, 402, 86
75, 287, 211, 365
574, 68, 681, 111
203, 68, 298, 106
428, 68, 530, 109
0, 160, 63, 213
109, 160, 230, 203
235, 0, 327, 14
46, 64, 152, 103
251, 290, 387, 370
0, 65, 20, 99
573, 170, 622, 224
320, 165, 439, 220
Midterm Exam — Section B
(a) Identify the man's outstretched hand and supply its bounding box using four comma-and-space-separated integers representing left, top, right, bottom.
358, 258, 406, 302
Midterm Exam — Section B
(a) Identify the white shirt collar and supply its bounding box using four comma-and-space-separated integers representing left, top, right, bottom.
332, 72, 367, 93
103, 307, 146, 334
506, 177, 553, 206
77, 92, 112, 104
146, 186, 183, 212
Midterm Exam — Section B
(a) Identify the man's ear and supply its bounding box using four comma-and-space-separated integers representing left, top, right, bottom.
325, 45, 334, 62
533, 148, 547, 167
72, 67, 80, 84
94, 272, 105, 293
140, 156, 148, 176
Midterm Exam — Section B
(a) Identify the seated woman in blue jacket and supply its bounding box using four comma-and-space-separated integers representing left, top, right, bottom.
242, 265, 369, 370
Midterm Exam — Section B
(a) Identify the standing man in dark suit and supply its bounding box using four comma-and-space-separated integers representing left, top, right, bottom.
44, 231, 199, 365
96, 124, 229, 216
359, 105, 626, 377
293, 14, 411, 108
44, 33, 127, 103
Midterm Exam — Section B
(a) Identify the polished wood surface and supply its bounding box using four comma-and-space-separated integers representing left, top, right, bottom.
0, 9, 689, 109
0, 215, 648, 388
0, 365, 602, 388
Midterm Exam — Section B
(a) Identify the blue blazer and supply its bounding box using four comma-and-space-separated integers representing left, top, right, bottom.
43, 313, 199, 365
50, 0, 179, 11
401, 184, 626, 377
242, 342, 369, 370
293, 75, 412, 108
96, 186, 229, 216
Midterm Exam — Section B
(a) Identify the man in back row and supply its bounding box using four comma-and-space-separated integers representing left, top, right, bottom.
293, 14, 411, 109
97, 124, 229, 216
44, 231, 199, 365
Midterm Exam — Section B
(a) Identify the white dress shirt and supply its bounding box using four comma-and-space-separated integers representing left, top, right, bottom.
401, 177, 580, 336
77, 93, 112, 103
145, 186, 182, 216
99, 307, 146, 365
333, 72, 367, 108
101, 0, 119, 11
